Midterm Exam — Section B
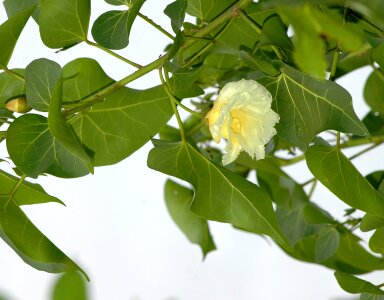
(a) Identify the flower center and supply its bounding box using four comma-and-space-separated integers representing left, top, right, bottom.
230, 114, 242, 134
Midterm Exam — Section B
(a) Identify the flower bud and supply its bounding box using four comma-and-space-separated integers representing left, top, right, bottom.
5, 97, 32, 113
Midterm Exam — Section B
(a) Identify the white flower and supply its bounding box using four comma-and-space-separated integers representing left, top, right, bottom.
206, 79, 279, 166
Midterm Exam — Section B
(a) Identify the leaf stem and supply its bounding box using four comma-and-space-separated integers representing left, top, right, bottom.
377, 283, 384, 288
0, 131, 6, 138
329, 49, 340, 81
308, 179, 318, 198
183, 19, 234, 68
3, 67, 25, 81
159, 68, 186, 141
65, 0, 253, 116
336, 131, 341, 149
138, 12, 174, 40
86, 40, 143, 69
163, 71, 204, 118
6, 174, 26, 205
239, 11, 285, 60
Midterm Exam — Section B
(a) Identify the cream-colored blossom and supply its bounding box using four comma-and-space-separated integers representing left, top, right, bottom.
206, 79, 279, 165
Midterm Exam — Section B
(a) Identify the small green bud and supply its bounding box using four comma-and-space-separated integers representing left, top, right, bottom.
5, 97, 32, 113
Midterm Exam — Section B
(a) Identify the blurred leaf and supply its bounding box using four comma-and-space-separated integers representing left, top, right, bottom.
164, 0, 187, 33
369, 227, 384, 254
3, 0, 38, 18
335, 44, 372, 79
0, 70, 25, 107
186, 0, 235, 21
148, 141, 291, 250
52, 272, 88, 300
334, 271, 384, 295
373, 43, 384, 69
364, 70, 384, 114
39, 0, 90, 48
0, 170, 63, 206
6, 114, 89, 178
92, 0, 145, 50
48, 80, 94, 174
361, 294, 384, 300
164, 180, 216, 257
361, 214, 384, 232
281, 5, 327, 78
315, 226, 340, 262
0, 6, 34, 68
25, 58, 61, 111
306, 145, 384, 217
361, 112, 384, 136
261, 64, 368, 149
0, 195, 85, 276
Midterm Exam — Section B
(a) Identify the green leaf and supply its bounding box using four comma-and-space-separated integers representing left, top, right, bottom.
0, 6, 34, 68
0, 195, 86, 276
261, 64, 368, 149
364, 70, 384, 114
0, 70, 25, 107
164, 180, 216, 257
3, 0, 39, 20
334, 271, 384, 295
306, 145, 384, 217
169, 68, 204, 99
361, 112, 384, 136
315, 226, 340, 262
48, 81, 94, 174
361, 294, 384, 300
164, 0, 187, 33
61, 58, 114, 103
240, 50, 280, 76
39, 0, 90, 49
0, 169, 63, 206
259, 14, 293, 51
6, 114, 89, 178
369, 227, 384, 254
186, 0, 235, 21
335, 44, 372, 79
92, 0, 145, 50
25, 58, 61, 111
280, 6, 327, 78
148, 141, 291, 250
52, 272, 88, 300
373, 44, 384, 69
361, 214, 384, 232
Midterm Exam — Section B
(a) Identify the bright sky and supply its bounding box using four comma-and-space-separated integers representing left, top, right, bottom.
0, 1, 381, 299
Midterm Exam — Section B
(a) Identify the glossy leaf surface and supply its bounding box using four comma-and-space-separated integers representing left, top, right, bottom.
148, 141, 290, 250
306, 145, 384, 217
39, 0, 90, 48
261, 64, 368, 149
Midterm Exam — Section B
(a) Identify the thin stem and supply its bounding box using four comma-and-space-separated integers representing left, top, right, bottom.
3, 68, 25, 81
163, 71, 204, 118
302, 177, 316, 187
349, 142, 383, 160
308, 179, 318, 198
159, 68, 186, 141
86, 40, 142, 69
377, 283, 384, 288
0, 131, 6, 138
336, 131, 341, 149
65, 0, 253, 117
329, 49, 340, 81
8, 174, 26, 198
184, 19, 234, 68
138, 12, 174, 40
239, 11, 284, 60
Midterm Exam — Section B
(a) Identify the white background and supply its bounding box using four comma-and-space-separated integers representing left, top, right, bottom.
0, 1, 382, 299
